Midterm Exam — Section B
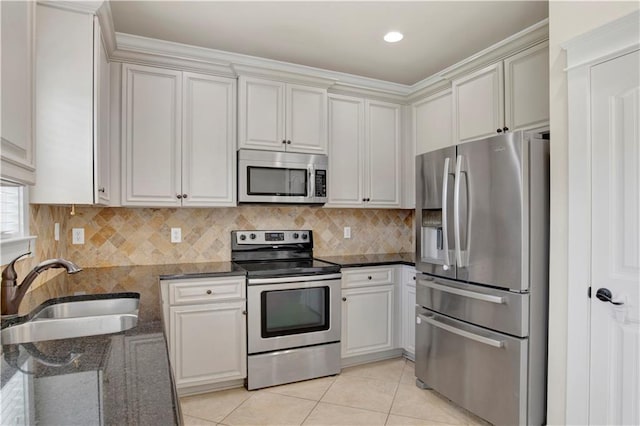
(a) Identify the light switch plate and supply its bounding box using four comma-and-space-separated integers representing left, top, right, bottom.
54, 223, 60, 241
171, 228, 182, 243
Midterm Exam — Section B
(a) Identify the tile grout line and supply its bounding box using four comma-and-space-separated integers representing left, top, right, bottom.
384, 358, 406, 425
216, 389, 256, 425
299, 375, 339, 425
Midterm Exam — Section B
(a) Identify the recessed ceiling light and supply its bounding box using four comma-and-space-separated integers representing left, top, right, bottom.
384, 31, 403, 43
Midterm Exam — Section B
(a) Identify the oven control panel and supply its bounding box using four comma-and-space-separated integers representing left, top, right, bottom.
235, 230, 311, 245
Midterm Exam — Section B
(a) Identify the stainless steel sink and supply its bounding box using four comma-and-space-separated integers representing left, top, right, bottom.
1, 293, 140, 345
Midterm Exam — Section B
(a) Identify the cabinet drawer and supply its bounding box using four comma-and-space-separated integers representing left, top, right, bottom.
168, 277, 245, 305
341, 266, 394, 288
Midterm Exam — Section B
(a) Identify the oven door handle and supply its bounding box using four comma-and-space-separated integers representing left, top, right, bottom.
248, 273, 342, 285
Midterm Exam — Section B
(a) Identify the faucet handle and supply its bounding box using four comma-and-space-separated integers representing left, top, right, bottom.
2, 252, 31, 287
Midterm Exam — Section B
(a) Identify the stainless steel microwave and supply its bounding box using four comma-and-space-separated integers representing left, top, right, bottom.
238, 149, 328, 204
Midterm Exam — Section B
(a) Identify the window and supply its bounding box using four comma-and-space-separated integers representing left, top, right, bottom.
0, 180, 35, 264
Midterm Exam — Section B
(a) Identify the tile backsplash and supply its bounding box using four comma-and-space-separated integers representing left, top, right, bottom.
62, 206, 415, 267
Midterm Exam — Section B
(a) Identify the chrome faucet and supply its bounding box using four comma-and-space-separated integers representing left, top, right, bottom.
1, 253, 82, 317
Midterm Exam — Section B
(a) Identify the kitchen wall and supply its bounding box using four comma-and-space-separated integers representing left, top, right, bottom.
49, 206, 414, 268
11, 204, 70, 291
547, 2, 640, 424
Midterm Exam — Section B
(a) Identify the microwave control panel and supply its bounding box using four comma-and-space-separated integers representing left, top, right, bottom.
315, 170, 327, 197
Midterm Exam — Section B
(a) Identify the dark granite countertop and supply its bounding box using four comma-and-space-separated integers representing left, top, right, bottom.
316, 252, 415, 267
0, 261, 245, 426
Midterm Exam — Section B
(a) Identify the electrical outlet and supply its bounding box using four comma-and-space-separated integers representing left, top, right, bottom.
54, 223, 60, 241
344, 226, 351, 239
72, 228, 84, 245
171, 228, 182, 243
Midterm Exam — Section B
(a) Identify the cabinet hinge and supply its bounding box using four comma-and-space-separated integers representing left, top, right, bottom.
588, 286, 592, 298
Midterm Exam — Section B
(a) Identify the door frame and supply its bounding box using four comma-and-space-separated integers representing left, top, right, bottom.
563, 10, 639, 425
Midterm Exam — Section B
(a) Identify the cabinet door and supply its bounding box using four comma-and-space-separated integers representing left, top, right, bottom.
0, 0, 35, 184
182, 73, 236, 207
169, 301, 247, 388
341, 284, 394, 358
286, 84, 327, 154
95, 22, 111, 205
366, 100, 401, 207
453, 62, 504, 143
413, 89, 453, 155
402, 268, 416, 356
31, 5, 94, 204
504, 42, 549, 131
238, 76, 285, 151
326, 95, 364, 207
122, 64, 182, 206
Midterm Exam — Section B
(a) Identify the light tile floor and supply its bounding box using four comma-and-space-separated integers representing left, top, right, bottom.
180, 358, 491, 426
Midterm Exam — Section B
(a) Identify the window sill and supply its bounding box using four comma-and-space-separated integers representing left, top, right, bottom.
1, 236, 37, 265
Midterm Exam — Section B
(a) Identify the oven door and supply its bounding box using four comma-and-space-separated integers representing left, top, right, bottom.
247, 274, 341, 354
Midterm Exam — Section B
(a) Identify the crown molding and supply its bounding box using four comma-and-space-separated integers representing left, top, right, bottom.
232, 64, 336, 89
108, 17, 548, 100
439, 18, 549, 82
38, 0, 104, 15
96, 1, 116, 57
562, 10, 639, 71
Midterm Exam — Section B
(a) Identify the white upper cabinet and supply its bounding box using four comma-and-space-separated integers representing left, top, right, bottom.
1, 1, 35, 185
327, 95, 365, 207
326, 96, 401, 208
453, 62, 505, 144
30, 5, 112, 204
413, 89, 453, 155
122, 64, 236, 207
122, 64, 182, 207
452, 42, 549, 144
365, 100, 402, 208
181, 73, 236, 207
238, 76, 327, 154
504, 41, 550, 131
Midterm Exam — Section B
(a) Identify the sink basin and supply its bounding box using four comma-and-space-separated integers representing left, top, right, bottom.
1, 293, 140, 345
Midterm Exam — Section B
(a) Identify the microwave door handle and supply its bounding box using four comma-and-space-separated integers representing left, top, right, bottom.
441, 157, 451, 270
308, 167, 314, 199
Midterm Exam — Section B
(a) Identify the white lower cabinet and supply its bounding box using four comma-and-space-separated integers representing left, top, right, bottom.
161, 276, 246, 393
400, 266, 416, 357
340, 266, 398, 359
170, 301, 246, 387
341, 284, 395, 358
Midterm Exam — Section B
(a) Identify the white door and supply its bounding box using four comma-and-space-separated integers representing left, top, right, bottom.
366, 100, 401, 208
238, 76, 285, 151
341, 284, 394, 358
452, 62, 504, 143
589, 49, 640, 426
326, 95, 365, 207
181, 73, 236, 207
122, 64, 182, 206
286, 84, 327, 154
170, 301, 247, 388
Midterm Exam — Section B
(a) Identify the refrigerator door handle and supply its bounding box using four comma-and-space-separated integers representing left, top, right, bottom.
417, 280, 506, 304
453, 155, 463, 267
418, 314, 505, 348
441, 157, 451, 270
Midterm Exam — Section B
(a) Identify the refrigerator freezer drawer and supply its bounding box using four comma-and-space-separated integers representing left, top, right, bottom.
415, 308, 528, 426
416, 274, 529, 337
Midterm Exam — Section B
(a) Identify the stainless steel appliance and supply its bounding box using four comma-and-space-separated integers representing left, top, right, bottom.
238, 149, 328, 204
414, 130, 549, 426
231, 230, 341, 390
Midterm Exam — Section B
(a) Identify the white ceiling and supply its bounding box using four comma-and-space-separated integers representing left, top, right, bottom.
110, 1, 549, 85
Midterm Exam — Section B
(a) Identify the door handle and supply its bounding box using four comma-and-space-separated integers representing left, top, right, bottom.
441, 157, 452, 270
453, 155, 463, 267
417, 280, 505, 304
595, 288, 623, 305
418, 314, 504, 348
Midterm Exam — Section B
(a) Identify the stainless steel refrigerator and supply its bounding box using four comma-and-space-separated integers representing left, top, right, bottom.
414, 129, 549, 426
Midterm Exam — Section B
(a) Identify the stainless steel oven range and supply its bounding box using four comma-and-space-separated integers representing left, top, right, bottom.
231, 230, 341, 390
